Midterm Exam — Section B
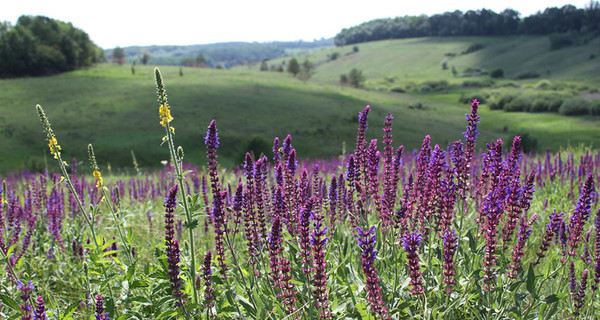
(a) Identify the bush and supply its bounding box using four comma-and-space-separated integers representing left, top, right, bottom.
390, 86, 406, 93
490, 68, 504, 78
419, 85, 432, 93
589, 99, 600, 115
549, 33, 574, 50
489, 93, 517, 110
514, 71, 540, 80
504, 95, 533, 112
462, 79, 495, 88
420, 80, 450, 92
408, 102, 426, 109
461, 67, 489, 77
459, 93, 487, 104
461, 43, 484, 55
559, 98, 591, 115
535, 80, 552, 90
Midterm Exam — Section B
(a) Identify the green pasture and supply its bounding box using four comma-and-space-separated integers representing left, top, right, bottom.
2, 35, 600, 173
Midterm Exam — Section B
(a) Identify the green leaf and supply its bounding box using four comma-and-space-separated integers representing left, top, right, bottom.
542, 293, 566, 304
466, 230, 477, 253
61, 301, 81, 319
0, 293, 21, 312
182, 218, 199, 230
526, 264, 537, 299
237, 294, 256, 317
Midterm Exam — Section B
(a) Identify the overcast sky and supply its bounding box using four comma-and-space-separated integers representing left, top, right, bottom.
1, 0, 590, 49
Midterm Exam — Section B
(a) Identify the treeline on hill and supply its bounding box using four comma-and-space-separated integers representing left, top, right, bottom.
110, 38, 334, 68
334, 2, 600, 46
0, 15, 105, 77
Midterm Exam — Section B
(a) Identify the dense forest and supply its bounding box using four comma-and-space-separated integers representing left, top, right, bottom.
0, 15, 105, 77
334, 2, 600, 46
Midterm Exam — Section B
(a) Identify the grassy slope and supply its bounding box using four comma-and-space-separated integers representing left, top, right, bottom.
2, 36, 600, 173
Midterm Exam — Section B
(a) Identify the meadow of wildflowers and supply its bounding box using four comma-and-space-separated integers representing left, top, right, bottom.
1, 67, 600, 319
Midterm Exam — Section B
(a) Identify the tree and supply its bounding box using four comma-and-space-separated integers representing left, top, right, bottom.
297, 58, 315, 82
139, 50, 151, 65
340, 74, 349, 86
112, 46, 125, 65
260, 60, 269, 71
287, 57, 300, 76
196, 54, 207, 67
348, 68, 365, 88
0, 15, 103, 76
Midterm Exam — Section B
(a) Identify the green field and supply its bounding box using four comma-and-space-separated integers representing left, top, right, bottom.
2, 35, 600, 173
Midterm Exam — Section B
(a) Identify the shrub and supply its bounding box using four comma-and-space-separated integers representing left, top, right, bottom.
559, 97, 591, 115
490, 68, 504, 78
408, 101, 426, 109
420, 80, 450, 92
535, 80, 552, 90
549, 33, 574, 50
496, 81, 521, 88
531, 93, 568, 113
489, 92, 517, 110
461, 43, 484, 55
461, 67, 489, 77
390, 86, 406, 93
514, 71, 540, 80
459, 93, 487, 104
462, 79, 495, 88
504, 95, 533, 112
419, 85, 432, 93
348, 68, 365, 88
589, 99, 600, 115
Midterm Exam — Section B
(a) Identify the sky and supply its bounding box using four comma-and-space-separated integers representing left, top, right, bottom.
1, 0, 591, 49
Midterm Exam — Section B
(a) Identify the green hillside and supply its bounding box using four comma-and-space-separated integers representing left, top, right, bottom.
259, 36, 600, 85
2, 36, 600, 173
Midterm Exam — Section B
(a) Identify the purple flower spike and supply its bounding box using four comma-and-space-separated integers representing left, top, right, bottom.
95, 295, 109, 320
403, 231, 424, 295
442, 229, 458, 293
356, 226, 390, 319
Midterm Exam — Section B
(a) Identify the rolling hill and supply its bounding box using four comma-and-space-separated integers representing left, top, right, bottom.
1, 35, 600, 173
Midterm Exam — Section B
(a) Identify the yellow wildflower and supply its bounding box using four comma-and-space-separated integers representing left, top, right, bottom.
48, 136, 61, 159
159, 104, 173, 127
93, 170, 103, 189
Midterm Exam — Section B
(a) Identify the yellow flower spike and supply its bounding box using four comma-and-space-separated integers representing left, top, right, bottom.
170, 126, 175, 134
93, 169, 103, 189
159, 104, 173, 127
48, 136, 61, 159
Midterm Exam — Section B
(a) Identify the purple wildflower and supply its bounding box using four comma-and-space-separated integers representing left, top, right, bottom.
17, 280, 34, 320
95, 295, 109, 320
205, 119, 221, 196
534, 210, 560, 265
403, 231, 424, 295
463, 99, 480, 171
201, 251, 215, 313
568, 173, 594, 256
594, 207, 600, 291
311, 211, 331, 318
33, 296, 47, 320
164, 185, 184, 305
356, 226, 390, 319
328, 175, 338, 228
443, 229, 458, 293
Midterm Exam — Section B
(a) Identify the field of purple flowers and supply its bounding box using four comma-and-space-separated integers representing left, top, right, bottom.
1, 67, 599, 319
